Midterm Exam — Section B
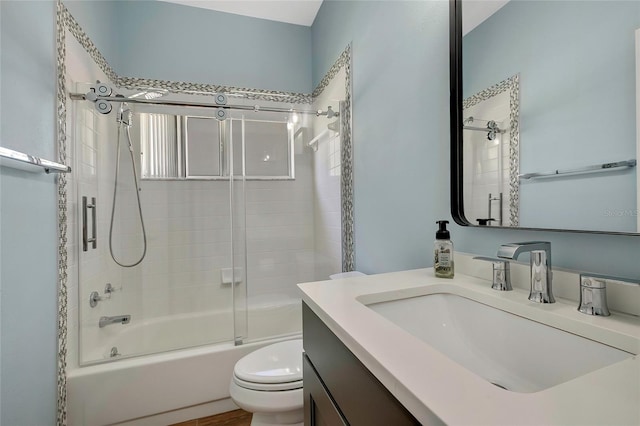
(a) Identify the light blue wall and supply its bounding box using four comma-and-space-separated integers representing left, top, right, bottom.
66, 0, 313, 93
312, 0, 640, 279
463, 1, 639, 231
64, 0, 121, 73
117, 1, 312, 92
0, 1, 59, 425
312, 1, 451, 273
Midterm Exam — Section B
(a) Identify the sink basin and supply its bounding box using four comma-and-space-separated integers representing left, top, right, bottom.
367, 293, 633, 393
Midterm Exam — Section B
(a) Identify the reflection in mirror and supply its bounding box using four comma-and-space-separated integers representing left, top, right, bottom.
463, 74, 520, 227
455, 0, 640, 233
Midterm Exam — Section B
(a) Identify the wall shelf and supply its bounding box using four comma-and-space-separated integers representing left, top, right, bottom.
519, 159, 636, 181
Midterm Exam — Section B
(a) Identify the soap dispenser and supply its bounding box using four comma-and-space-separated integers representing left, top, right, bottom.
434, 220, 454, 278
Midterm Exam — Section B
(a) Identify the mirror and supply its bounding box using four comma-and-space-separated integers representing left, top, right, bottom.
451, 0, 640, 234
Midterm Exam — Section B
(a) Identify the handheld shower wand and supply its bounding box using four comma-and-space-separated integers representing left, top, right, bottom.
109, 103, 147, 267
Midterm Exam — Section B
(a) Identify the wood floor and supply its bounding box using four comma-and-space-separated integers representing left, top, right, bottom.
170, 409, 252, 426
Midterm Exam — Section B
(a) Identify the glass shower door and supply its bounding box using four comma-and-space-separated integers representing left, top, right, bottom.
227, 113, 248, 345
74, 98, 244, 364
228, 107, 308, 344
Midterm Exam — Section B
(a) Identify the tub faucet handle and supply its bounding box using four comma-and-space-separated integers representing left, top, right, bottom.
89, 283, 119, 308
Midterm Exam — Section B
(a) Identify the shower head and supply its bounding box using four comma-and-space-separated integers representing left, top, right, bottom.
117, 103, 133, 126
327, 120, 340, 132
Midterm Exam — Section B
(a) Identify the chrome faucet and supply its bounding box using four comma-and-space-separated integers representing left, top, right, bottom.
497, 241, 555, 303
99, 315, 131, 328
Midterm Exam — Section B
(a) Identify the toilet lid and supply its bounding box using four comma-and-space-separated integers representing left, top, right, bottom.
234, 339, 303, 384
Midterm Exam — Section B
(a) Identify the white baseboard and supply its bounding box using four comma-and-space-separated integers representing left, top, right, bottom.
111, 398, 240, 426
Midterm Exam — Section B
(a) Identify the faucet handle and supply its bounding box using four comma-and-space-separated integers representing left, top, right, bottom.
473, 256, 512, 291
578, 274, 639, 317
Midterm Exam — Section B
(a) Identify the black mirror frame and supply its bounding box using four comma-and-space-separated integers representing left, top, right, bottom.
449, 0, 468, 227
448, 0, 637, 236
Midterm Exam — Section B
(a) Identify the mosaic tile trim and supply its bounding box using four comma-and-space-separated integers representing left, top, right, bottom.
55, 2, 69, 425
61, 5, 312, 104
463, 74, 520, 226
312, 44, 352, 100
117, 76, 313, 104
61, 4, 117, 84
507, 75, 520, 226
330, 45, 355, 272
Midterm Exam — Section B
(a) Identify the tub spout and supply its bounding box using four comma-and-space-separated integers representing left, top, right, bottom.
99, 315, 131, 328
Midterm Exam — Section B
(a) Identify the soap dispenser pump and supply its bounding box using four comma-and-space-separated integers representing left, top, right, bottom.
434, 220, 454, 278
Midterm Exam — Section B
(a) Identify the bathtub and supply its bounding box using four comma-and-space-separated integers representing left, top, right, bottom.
68, 300, 302, 425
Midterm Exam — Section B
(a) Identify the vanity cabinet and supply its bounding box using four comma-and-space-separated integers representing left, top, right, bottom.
302, 302, 419, 425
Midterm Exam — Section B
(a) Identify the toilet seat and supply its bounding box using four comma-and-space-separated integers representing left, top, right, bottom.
233, 375, 303, 391
233, 339, 303, 386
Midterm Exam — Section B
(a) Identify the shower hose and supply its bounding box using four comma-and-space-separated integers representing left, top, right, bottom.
109, 111, 147, 267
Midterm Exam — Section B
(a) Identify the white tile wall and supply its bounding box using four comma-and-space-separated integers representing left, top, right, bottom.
311, 68, 346, 279
66, 36, 342, 365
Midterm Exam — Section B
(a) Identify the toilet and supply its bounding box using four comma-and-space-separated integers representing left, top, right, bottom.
229, 339, 304, 426
230, 272, 365, 425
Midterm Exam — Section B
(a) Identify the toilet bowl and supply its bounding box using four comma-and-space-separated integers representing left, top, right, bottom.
229, 339, 304, 426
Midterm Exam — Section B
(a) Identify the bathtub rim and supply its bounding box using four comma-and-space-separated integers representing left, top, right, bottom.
71, 331, 302, 372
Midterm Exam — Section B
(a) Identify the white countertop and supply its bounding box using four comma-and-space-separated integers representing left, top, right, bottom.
298, 268, 640, 425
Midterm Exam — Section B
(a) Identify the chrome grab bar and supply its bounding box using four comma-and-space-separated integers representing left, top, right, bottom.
488, 193, 503, 226
0, 146, 71, 174
82, 196, 97, 251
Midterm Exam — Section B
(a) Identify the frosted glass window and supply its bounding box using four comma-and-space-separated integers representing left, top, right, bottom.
232, 120, 291, 178
139, 114, 291, 180
186, 117, 221, 178
139, 113, 180, 179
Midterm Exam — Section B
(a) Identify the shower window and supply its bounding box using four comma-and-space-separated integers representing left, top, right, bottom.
185, 117, 222, 178
232, 119, 294, 179
139, 113, 182, 179
139, 113, 294, 180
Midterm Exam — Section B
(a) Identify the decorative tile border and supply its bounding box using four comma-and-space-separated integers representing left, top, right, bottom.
117, 76, 313, 104
463, 74, 520, 226
60, 3, 117, 84
335, 44, 355, 272
313, 45, 352, 99
55, 3, 69, 425
56, 4, 355, 421
60, 4, 312, 104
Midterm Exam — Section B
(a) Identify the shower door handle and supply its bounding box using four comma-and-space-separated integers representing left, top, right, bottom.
83, 196, 97, 251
